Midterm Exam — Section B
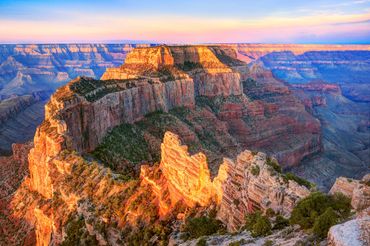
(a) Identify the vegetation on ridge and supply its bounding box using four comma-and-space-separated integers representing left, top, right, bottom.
290, 192, 351, 239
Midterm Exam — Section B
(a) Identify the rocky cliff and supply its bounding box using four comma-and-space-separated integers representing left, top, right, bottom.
290, 81, 370, 190
0, 44, 154, 154
0, 45, 321, 245
0, 91, 51, 155
141, 132, 310, 231
327, 175, 370, 246
0, 44, 155, 97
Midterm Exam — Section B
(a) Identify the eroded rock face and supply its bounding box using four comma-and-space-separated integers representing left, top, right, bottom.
330, 175, 370, 212
0, 142, 36, 245
216, 151, 310, 231
160, 132, 214, 207
11, 45, 320, 245
328, 216, 370, 246
0, 44, 154, 97
102, 45, 244, 97
142, 132, 310, 231
0, 91, 50, 154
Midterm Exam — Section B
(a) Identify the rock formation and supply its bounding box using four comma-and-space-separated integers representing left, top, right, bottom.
328, 217, 370, 246
326, 175, 370, 246
0, 45, 347, 245
0, 91, 50, 154
291, 80, 370, 190
329, 175, 370, 212
142, 132, 310, 231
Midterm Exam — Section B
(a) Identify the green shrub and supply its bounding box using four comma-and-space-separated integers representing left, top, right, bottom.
184, 216, 223, 239
284, 172, 312, 189
262, 240, 273, 246
312, 207, 338, 239
244, 211, 261, 231
228, 241, 241, 246
251, 165, 260, 176
251, 151, 258, 156
265, 208, 275, 218
266, 157, 282, 173
196, 237, 207, 246
252, 215, 272, 237
290, 192, 352, 238
273, 215, 289, 230
330, 192, 351, 219
290, 192, 332, 229
244, 211, 271, 237
61, 215, 99, 246
92, 123, 150, 177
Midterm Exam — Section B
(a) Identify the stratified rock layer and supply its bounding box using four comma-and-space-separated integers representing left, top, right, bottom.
5, 45, 317, 245
330, 175, 370, 212
142, 132, 310, 231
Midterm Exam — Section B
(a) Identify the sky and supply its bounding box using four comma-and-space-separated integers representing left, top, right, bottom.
0, 0, 369, 44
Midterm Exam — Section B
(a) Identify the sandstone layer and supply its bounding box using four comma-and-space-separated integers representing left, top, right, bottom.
142, 132, 310, 231
0, 45, 340, 246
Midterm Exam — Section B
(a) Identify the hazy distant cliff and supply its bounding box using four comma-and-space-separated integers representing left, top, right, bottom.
1, 43, 369, 155
0, 43, 155, 97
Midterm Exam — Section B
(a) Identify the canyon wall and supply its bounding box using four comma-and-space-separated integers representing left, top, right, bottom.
0, 44, 153, 154
1, 45, 346, 245
0, 91, 50, 154
0, 44, 154, 97
1, 43, 367, 158
290, 81, 370, 190
142, 132, 310, 231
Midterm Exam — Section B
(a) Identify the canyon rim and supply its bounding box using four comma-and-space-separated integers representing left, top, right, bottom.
1, 0, 370, 245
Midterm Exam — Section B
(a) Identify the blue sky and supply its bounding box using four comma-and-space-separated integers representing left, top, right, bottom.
0, 0, 369, 43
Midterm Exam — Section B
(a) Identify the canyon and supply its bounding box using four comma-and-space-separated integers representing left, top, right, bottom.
0, 44, 153, 153
0, 44, 369, 245
1, 45, 316, 245
1, 44, 369, 163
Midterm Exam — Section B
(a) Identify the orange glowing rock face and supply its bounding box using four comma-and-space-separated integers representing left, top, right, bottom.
159, 132, 214, 207
0, 45, 328, 245
142, 131, 311, 231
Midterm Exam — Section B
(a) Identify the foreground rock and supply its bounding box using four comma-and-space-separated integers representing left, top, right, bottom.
330, 175, 370, 211
328, 217, 370, 246
327, 175, 370, 246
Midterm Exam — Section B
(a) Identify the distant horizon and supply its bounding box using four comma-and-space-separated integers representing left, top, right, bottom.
0, 41, 370, 45
1, 0, 370, 44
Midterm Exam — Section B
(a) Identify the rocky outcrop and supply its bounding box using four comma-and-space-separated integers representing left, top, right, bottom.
142, 132, 310, 231
0, 142, 36, 246
216, 151, 310, 231
328, 216, 370, 246
159, 132, 214, 207
102, 45, 244, 97
329, 175, 370, 212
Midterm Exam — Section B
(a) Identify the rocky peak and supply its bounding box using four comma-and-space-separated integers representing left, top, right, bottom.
124, 45, 175, 69
142, 131, 310, 231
